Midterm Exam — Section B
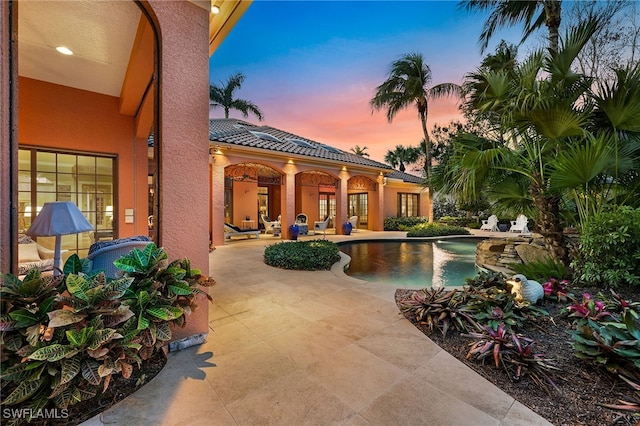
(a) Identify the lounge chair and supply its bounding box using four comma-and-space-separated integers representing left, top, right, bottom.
509, 215, 530, 233
480, 215, 499, 232
313, 215, 332, 236
261, 214, 280, 234
295, 213, 309, 235
224, 223, 260, 239
348, 215, 358, 232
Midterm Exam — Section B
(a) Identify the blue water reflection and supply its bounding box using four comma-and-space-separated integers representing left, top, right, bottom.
340, 239, 480, 287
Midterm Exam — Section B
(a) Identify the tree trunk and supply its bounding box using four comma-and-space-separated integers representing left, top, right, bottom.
419, 108, 433, 223
543, 0, 562, 53
530, 181, 570, 266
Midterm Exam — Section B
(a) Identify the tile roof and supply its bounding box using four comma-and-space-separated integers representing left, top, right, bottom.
386, 170, 424, 184
209, 119, 393, 170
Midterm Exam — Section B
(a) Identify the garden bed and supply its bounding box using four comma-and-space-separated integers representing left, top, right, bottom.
395, 286, 639, 426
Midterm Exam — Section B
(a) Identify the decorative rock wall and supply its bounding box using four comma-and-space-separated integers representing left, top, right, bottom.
476, 236, 551, 272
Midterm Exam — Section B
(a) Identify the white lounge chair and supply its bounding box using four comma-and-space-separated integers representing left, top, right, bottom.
224, 223, 260, 239
261, 214, 280, 234
313, 215, 332, 236
509, 215, 530, 233
348, 215, 358, 232
480, 215, 499, 232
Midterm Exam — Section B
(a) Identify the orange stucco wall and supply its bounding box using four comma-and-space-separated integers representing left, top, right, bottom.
18, 77, 150, 238
383, 182, 431, 219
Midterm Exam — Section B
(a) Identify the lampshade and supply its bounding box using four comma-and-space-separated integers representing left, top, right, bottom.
26, 201, 93, 237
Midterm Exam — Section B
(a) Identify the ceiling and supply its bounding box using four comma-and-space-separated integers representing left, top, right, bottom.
18, 0, 141, 97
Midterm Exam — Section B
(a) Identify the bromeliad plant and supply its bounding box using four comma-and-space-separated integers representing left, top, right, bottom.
566, 293, 615, 323
399, 287, 479, 339
465, 323, 561, 394
542, 278, 570, 303
571, 309, 640, 373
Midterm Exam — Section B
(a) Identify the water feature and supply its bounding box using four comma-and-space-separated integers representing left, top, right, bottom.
339, 238, 482, 287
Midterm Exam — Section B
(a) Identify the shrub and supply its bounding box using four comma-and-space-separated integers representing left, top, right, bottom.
0, 244, 213, 417
511, 257, 571, 283
264, 239, 340, 270
384, 216, 427, 231
573, 206, 640, 288
436, 216, 471, 227
406, 223, 470, 237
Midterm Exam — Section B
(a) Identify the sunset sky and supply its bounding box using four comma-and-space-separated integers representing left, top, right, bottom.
209, 1, 528, 163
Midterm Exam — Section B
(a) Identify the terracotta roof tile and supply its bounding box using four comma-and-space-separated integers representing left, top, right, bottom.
209, 119, 393, 170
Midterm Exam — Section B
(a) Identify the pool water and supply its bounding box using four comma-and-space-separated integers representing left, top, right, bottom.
340, 239, 481, 287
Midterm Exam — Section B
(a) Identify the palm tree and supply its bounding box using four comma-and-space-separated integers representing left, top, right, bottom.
350, 145, 370, 157
209, 72, 264, 120
384, 145, 418, 173
443, 16, 640, 265
370, 53, 461, 220
459, 0, 563, 53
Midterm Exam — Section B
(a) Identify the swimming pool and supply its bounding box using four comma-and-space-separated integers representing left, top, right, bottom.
339, 238, 482, 287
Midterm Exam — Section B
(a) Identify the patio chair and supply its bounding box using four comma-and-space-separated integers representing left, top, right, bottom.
261, 214, 280, 234
509, 214, 530, 233
224, 223, 260, 240
295, 213, 309, 235
313, 215, 332, 236
87, 236, 153, 279
348, 215, 359, 232
480, 215, 499, 232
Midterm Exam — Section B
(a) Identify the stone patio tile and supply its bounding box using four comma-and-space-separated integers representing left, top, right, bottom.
234, 304, 309, 340
355, 321, 442, 372
204, 317, 262, 356
226, 370, 354, 426
266, 322, 355, 367
306, 343, 407, 412
412, 349, 515, 420
202, 341, 296, 405
319, 311, 388, 341
359, 377, 500, 426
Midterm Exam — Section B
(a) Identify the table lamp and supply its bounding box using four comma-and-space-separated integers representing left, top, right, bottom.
26, 201, 94, 275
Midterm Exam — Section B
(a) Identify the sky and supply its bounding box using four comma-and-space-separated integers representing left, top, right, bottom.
209, 1, 528, 163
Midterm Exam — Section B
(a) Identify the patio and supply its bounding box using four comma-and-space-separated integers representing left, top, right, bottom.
83, 231, 550, 425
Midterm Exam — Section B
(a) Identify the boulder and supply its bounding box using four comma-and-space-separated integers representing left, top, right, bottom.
515, 243, 550, 264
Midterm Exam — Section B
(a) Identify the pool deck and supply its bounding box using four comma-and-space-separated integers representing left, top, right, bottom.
82, 229, 552, 426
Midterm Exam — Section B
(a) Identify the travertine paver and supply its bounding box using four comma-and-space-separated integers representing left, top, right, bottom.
82, 231, 553, 426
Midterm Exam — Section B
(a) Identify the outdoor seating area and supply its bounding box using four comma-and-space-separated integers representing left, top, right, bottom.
480, 215, 499, 232
509, 214, 530, 233
260, 214, 281, 234
87, 236, 153, 278
295, 213, 309, 235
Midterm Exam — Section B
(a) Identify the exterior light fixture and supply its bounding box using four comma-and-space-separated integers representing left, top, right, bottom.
211, 4, 220, 14
56, 46, 73, 55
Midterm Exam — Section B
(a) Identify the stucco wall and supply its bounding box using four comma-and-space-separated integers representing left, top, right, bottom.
18, 77, 150, 238
147, 1, 210, 340
383, 182, 430, 219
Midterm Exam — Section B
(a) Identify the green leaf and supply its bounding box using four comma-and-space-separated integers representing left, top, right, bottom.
137, 313, 149, 330
3, 332, 24, 351
168, 281, 193, 296
47, 310, 86, 328
28, 344, 79, 361
60, 355, 81, 385
1, 378, 44, 405
88, 329, 122, 350
8, 309, 39, 327
63, 254, 84, 275
66, 274, 89, 302
66, 327, 93, 346
155, 321, 172, 342
81, 359, 101, 385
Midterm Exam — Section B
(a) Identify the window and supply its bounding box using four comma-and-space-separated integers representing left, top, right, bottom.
319, 192, 336, 226
398, 193, 419, 217
348, 193, 368, 228
18, 148, 115, 257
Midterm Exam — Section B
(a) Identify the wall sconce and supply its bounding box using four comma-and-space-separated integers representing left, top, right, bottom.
211, 4, 220, 14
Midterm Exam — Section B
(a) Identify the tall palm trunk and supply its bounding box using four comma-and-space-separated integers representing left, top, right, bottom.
530, 180, 570, 266
419, 104, 433, 223
542, 0, 562, 53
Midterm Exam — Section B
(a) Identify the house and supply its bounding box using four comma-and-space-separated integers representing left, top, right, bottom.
1, 0, 251, 342
208, 119, 430, 244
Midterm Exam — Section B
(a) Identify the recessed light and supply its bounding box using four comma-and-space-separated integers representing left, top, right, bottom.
56, 46, 73, 55
211, 5, 220, 14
